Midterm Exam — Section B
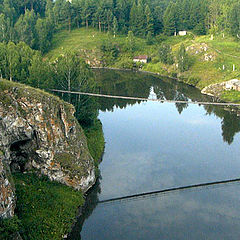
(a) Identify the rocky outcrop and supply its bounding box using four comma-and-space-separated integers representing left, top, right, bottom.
0, 79, 96, 219
0, 151, 15, 219
201, 79, 240, 97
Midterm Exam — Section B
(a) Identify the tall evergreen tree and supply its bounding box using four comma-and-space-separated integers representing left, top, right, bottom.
229, 3, 240, 38
129, 0, 138, 34
145, 4, 153, 35
113, 16, 118, 37
163, 2, 176, 36
14, 10, 37, 48
126, 30, 135, 54
0, 14, 8, 42
35, 17, 53, 53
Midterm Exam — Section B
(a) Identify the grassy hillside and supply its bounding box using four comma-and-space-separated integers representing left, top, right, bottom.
45, 28, 157, 65
46, 28, 240, 92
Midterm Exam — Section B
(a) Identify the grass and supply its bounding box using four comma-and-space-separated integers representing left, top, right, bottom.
46, 27, 156, 62
46, 28, 240, 91
0, 216, 21, 240
13, 173, 84, 240
0, 79, 97, 240
221, 90, 240, 103
0, 79, 73, 111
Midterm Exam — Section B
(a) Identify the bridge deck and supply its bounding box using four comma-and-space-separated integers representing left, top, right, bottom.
50, 89, 240, 107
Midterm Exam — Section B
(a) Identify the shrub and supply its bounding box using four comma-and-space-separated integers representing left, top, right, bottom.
0, 216, 21, 240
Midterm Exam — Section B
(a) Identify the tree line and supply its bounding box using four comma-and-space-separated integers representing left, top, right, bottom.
0, 41, 97, 126
1, 0, 240, 55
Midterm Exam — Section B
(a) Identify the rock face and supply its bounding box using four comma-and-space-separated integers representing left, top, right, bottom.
0, 80, 96, 219
201, 79, 240, 97
0, 152, 15, 218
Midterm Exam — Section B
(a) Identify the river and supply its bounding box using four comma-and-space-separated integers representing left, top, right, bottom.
68, 70, 240, 240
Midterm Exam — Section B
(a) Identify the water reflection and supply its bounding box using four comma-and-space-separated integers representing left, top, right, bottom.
94, 69, 240, 144
68, 179, 101, 240
67, 70, 240, 240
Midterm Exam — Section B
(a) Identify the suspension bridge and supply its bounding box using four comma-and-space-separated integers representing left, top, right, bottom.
50, 89, 240, 107
50, 89, 240, 204
97, 178, 240, 205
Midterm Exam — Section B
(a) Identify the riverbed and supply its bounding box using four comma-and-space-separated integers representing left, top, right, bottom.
68, 70, 240, 240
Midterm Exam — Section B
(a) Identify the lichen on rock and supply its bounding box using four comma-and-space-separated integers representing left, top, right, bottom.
0, 79, 96, 218
0, 150, 15, 219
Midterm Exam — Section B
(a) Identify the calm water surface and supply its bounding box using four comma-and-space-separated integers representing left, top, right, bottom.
68, 70, 240, 240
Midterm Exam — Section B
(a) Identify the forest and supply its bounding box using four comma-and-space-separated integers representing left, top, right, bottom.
0, 0, 240, 53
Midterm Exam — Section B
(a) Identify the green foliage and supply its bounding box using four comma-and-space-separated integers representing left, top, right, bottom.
163, 2, 176, 36
0, 216, 21, 240
52, 51, 92, 92
115, 58, 135, 69
187, 77, 200, 86
100, 39, 119, 66
13, 172, 84, 240
229, 3, 240, 38
146, 31, 153, 45
177, 43, 190, 72
27, 53, 52, 89
14, 10, 37, 49
221, 90, 240, 103
0, 0, 238, 55
113, 16, 118, 37
158, 43, 174, 65
126, 31, 136, 54
35, 18, 53, 53
51, 51, 99, 127
84, 119, 105, 165
0, 41, 41, 83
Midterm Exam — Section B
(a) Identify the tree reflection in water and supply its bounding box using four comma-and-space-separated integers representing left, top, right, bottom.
94, 69, 240, 145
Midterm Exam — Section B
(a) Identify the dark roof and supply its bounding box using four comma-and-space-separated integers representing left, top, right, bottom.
133, 55, 148, 60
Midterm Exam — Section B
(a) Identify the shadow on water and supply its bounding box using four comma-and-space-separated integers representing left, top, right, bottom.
67, 179, 102, 240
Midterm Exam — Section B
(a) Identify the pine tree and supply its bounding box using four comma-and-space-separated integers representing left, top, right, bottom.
116, 0, 131, 33
113, 16, 118, 37
129, 1, 138, 34
146, 31, 153, 45
145, 4, 153, 35
163, 2, 176, 36
14, 10, 37, 48
229, 3, 240, 38
45, 0, 55, 27
135, 0, 145, 36
126, 30, 135, 54
106, 9, 113, 32
72, 0, 82, 28
35, 18, 53, 53
0, 14, 8, 42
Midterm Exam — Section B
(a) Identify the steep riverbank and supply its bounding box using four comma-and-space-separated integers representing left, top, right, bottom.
0, 79, 100, 239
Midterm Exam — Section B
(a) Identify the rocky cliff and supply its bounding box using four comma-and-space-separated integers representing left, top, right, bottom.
0, 79, 96, 219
